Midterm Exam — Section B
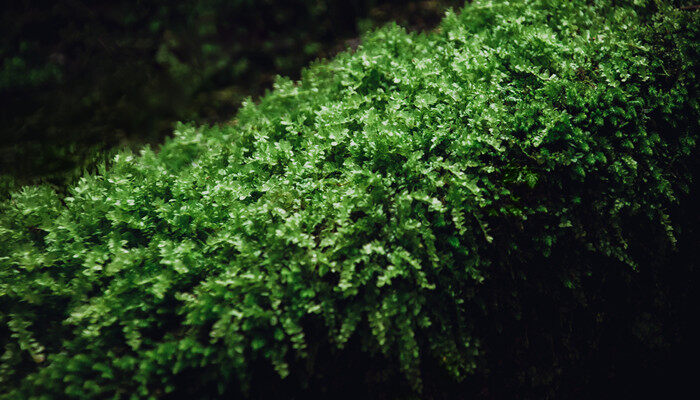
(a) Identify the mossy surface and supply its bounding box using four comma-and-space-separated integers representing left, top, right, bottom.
1, 1, 698, 398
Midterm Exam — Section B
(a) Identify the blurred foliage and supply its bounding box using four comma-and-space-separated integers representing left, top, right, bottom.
0, 0, 463, 196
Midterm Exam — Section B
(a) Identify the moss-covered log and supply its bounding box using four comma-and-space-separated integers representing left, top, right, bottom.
1, 1, 697, 398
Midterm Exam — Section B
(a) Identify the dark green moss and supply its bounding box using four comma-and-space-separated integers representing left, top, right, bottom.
1, 1, 697, 398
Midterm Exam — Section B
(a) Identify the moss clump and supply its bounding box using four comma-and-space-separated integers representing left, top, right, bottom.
1, 1, 697, 398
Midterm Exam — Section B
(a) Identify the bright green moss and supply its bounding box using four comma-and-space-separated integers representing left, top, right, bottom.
1, 1, 698, 398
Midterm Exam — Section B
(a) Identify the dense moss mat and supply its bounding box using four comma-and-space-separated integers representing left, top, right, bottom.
1, 1, 698, 398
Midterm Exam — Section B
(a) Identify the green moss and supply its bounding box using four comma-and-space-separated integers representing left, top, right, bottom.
1, 1, 697, 398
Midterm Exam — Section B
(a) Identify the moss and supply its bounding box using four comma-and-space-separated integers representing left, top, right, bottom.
1, 1, 697, 398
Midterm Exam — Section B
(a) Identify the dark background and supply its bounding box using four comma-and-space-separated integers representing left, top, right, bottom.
0, 0, 463, 197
